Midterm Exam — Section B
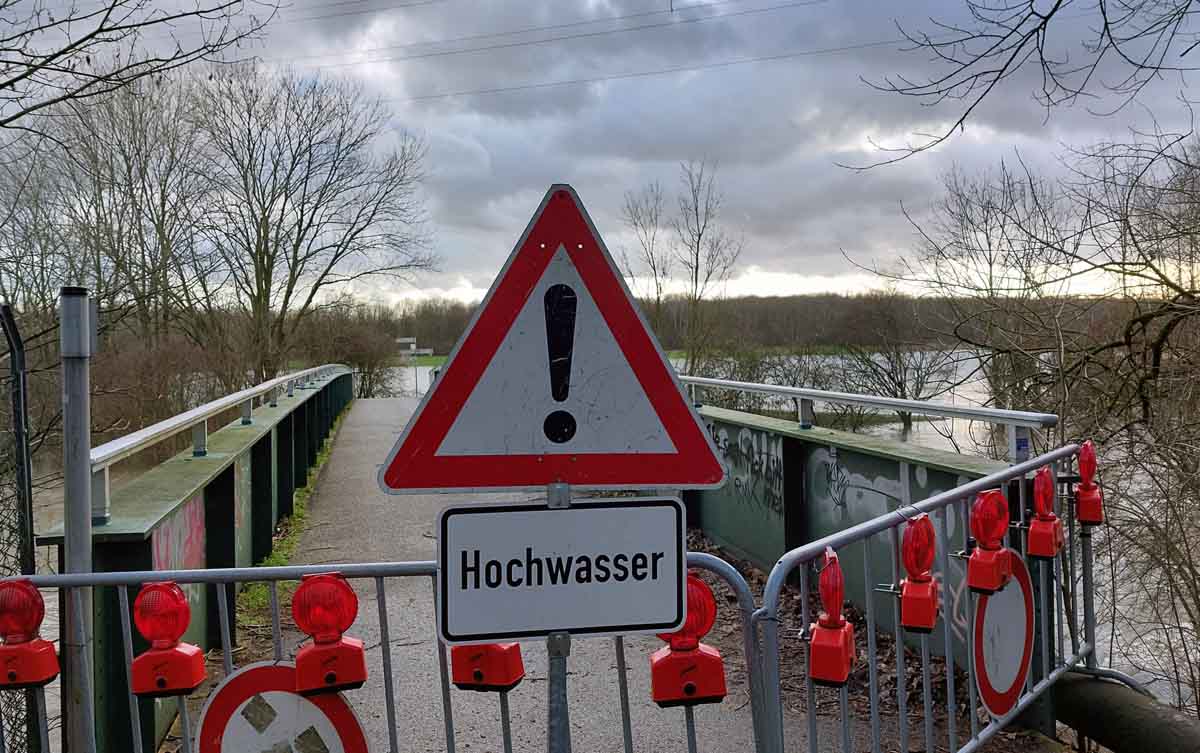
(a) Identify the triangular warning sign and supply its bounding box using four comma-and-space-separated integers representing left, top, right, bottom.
378, 184, 726, 494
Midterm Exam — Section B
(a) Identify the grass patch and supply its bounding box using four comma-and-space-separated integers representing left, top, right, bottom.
238, 407, 349, 628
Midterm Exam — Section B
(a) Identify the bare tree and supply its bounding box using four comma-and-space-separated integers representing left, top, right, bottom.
672, 160, 742, 373
50, 78, 215, 345
620, 180, 671, 334
872, 0, 1200, 163
196, 64, 436, 380
901, 141, 1200, 713
0, 0, 274, 139
841, 289, 958, 431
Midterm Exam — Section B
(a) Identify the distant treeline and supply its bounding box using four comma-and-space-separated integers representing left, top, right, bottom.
396, 292, 1130, 354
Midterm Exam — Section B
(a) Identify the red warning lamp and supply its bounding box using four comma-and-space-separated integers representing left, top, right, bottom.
650, 572, 727, 707
1075, 440, 1104, 525
293, 573, 367, 695
967, 490, 1012, 594
0, 580, 58, 689
1028, 466, 1065, 559
809, 547, 855, 686
451, 643, 525, 692
900, 514, 940, 633
130, 582, 205, 697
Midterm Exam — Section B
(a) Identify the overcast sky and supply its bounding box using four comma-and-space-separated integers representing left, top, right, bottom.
256, 0, 1193, 303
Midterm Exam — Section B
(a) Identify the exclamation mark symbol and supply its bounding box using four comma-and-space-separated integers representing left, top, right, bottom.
543, 283, 578, 443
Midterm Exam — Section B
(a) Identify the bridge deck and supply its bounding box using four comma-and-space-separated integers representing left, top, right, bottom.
299, 397, 963, 752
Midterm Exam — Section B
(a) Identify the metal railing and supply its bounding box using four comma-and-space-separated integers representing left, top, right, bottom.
753, 443, 1093, 753
4, 553, 761, 753
12, 445, 1099, 753
678, 375, 1059, 429
91, 363, 347, 471
87, 364, 347, 521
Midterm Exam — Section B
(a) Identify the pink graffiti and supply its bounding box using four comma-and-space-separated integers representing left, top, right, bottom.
152, 494, 206, 571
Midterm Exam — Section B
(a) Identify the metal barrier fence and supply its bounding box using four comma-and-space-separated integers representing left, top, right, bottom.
0, 552, 761, 753
0, 442, 1102, 753
756, 443, 1093, 753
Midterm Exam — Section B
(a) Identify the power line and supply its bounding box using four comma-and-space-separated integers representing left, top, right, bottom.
394, 38, 900, 103
278, 0, 762, 63
299, 0, 828, 69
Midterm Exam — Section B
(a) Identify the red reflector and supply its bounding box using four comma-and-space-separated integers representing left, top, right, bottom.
1078, 440, 1096, 486
133, 582, 191, 649
817, 547, 845, 628
971, 490, 1008, 549
293, 574, 358, 643
1033, 466, 1054, 518
0, 580, 44, 644
658, 573, 716, 651
901, 514, 936, 582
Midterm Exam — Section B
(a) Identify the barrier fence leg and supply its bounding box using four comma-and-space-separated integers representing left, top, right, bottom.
547, 632, 573, 753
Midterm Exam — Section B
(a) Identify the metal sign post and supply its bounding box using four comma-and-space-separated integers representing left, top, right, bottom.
546, 483, 572, 753
60, 286, 98, 753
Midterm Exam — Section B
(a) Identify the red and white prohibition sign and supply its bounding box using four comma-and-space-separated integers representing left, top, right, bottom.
196, 662, 369, 753
973, 551, 1035, 717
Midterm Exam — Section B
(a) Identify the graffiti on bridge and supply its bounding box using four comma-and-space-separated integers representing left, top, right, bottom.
706, 421, 785, 518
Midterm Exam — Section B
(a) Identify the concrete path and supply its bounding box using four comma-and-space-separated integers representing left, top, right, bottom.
286, 398, 974, 753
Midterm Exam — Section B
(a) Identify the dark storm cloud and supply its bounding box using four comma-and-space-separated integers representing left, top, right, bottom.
259, 0, 1195, 298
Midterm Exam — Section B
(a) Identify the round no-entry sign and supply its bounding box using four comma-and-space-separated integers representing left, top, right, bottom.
196, 662, 368, 753
974, 551, 1034, 718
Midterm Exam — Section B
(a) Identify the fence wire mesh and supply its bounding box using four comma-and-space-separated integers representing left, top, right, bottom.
1, 304, 37, 753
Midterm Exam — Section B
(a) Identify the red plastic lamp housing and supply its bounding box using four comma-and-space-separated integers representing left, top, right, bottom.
658, 573, 717, 651
900, 515, 940, 633
650, 571, 727, 707
968, 491, 1012, 594
294, 573, 367, 695
1075, 440, 1104, 525
293, 573, 358, 644
451, 643, 525, 692
0, 580, 58, 689
131, 582, 205, 697
134, 582, 190, 649
809, 548, 855, 686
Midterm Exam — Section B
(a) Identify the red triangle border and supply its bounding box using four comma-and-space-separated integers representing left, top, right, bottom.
378, 185, 726, 493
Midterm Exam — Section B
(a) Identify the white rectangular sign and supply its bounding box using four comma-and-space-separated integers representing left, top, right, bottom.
437, 497, 686, 644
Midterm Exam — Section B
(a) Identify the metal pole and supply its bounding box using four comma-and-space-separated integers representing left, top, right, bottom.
60, 286, 96, 753
547, 632, 572, 753
547, 482, 572, 753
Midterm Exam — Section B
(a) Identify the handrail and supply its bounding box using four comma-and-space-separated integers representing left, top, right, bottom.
90, 363, 347, 472
678, 374, 1059, 428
